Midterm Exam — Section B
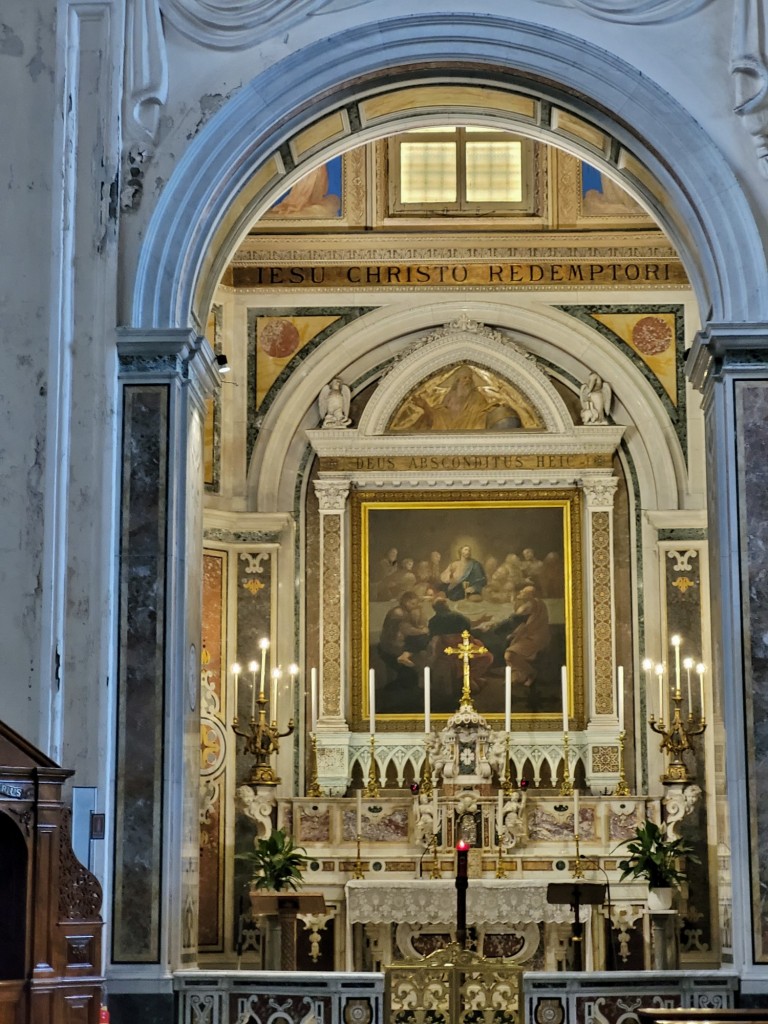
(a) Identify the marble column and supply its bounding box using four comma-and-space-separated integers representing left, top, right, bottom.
688, 323, 768, 984
313, 478, 352, 794
113, 329, 218, 971
582, 477, 620, 790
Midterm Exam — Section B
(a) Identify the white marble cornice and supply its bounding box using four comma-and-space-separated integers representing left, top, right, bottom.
316, 468, 622, 491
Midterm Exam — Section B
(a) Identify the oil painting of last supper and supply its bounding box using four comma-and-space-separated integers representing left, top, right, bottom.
355, 493, 582, 729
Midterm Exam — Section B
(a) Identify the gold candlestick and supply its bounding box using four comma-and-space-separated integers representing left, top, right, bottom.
429, 833, 442, 879
502, 732, 513, 796
560, 731, 573, 795
364, 734, 380, 797
613, 730, 631, 796
307, 732, 323, 797
352, 833, 365, 879
420, 746, 434, 799
572, 834, 585, 878
495, 838, 507, 879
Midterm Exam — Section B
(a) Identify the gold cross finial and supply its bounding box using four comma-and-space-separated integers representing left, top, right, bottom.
444, 630, 488, 711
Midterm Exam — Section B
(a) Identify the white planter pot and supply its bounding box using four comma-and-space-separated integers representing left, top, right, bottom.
647, 887, 673, 911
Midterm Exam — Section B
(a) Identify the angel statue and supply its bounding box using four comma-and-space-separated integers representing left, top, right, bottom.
579, 372, 612, 425
319, 377, 352, 428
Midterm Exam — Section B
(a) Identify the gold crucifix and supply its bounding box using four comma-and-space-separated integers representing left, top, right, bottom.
444, 630, 489, 712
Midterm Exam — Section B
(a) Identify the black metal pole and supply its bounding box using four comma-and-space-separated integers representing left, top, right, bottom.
456, 841, 469, 949
571, 885, 583, 971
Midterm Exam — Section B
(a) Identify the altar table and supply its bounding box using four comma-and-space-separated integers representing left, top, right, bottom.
344, 878, 593, 970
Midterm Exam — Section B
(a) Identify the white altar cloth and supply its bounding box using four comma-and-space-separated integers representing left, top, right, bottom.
345, 878, 584, 928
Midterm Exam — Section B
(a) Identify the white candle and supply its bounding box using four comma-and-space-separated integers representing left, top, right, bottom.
655, 663, 664, 721
561, 666, 568, 733
573, 788, 580, 839
369, 668, 376, 735
505, 666, 512, 734
617, 665, 624, 733
424, 667, 431, 734
671, 635, 681, 697
310, 667, 318, 732
232, 663, 241, 719
356, 789, 362, 835
271, 667, 281, 724
697, 663, 706, 717
259, 637, 270, 697
248, 659, 259, 718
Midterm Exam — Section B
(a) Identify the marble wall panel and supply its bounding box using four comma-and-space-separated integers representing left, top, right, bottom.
113, 385, 168, 963
735, 380, 768, 963
199, 550, 227, 951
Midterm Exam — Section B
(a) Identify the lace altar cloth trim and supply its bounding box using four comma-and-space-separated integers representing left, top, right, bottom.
345, 879, 580, 926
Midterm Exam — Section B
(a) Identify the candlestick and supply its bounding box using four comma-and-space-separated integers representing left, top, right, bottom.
573, 788, 580, 839
655, 663, 664, 722
561, 666, 568, 732
505, 666, 512, 733
232, 663, 241, 722
369, 668, 376, 735
248, 659, 258, 719
684, 657, 694, 713
671, 634, 681, 697
424, 667, 431, 733
258, 637, 269, 696
617, 665, 624, 733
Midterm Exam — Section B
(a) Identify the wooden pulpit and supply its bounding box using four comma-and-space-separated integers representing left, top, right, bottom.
0, 719, 104, 1024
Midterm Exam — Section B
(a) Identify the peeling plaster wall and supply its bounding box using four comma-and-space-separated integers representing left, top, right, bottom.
0, 0, 58, 743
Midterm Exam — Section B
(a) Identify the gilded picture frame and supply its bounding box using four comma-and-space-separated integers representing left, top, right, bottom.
350, 489, 583, 732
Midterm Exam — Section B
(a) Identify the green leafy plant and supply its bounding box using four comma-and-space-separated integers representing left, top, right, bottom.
615, 819, 700, 890
236, 828, 307, 892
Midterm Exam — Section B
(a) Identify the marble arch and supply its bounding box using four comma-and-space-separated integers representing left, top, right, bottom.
132, 14, 767, 332
249, 303, 684, 516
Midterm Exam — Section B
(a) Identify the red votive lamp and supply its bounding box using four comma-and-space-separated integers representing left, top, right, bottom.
456, 839, 469, 878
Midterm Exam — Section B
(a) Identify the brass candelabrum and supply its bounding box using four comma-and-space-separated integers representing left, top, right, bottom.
649, 688, 706, 783
572, 833, 585, 878
613, 730, 631, 796
420, 745, 434, 799
232, 691, 294, 786
306, 732, 323, 797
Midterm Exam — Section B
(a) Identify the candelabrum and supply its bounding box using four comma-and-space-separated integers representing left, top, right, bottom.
495, 833, 507, 879
560, 732, 574, 795
364, 734, 380, 797
613, 730, 631, 796
649, 688, 706, 783
232, 691, 294, 786
306, 732, 323, 797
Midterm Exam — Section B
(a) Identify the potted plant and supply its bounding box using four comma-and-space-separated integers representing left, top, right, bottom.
237, 828, 308, 894
615, 819, 700, 910
236, 829, 324, 970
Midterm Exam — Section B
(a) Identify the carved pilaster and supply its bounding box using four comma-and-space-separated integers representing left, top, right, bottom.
314, 479, 351, 729
582, 479, 619, 721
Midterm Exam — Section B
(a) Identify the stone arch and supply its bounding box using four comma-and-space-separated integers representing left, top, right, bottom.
132, 14, 767, 331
